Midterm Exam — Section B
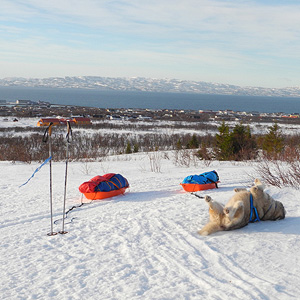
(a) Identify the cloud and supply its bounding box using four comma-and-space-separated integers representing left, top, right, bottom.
3, 1, 300, 36
0, 0, 300, 87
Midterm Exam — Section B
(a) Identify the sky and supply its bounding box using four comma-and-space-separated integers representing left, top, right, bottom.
0, 0, 300, 88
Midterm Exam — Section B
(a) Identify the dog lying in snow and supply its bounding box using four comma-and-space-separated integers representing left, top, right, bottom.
198, 179, 286, 236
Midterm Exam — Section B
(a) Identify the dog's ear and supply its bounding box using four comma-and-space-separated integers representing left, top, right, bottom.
254, 178, 262, 186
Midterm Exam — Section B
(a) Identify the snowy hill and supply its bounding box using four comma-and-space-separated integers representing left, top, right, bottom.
1, 76, 300, 97
1, 153, 300, 299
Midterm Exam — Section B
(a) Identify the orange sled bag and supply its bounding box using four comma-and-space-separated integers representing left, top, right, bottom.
180, 170, 219, 192
79, 173, 129, 200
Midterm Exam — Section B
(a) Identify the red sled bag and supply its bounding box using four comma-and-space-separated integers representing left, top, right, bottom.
79, 173, 129, 200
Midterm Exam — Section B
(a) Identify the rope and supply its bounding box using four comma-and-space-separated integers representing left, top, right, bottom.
19, 156, 52, 187
191, 192, 204, 199
54, 195, 93, 226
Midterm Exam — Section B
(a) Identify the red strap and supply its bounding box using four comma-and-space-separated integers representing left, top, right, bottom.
79, 174, 117, 193
102, 173, 116, 180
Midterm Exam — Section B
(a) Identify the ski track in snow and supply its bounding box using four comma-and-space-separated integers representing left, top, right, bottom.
1, 155, 300, 300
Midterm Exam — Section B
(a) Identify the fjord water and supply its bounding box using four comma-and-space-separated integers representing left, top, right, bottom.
1, 86, 300, 113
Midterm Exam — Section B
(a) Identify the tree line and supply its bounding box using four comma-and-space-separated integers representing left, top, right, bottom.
0, 122, 298, 164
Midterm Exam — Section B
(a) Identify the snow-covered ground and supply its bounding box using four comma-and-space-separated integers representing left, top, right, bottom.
2, 116, 300, 136
1, 152, 300, 300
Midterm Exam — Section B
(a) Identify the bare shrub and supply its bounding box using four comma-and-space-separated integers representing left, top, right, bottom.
80, 160, 93, 175
173, 149, 199, 167
254, 160, 286, 188
198, 157, 212, 167
0, 118, 218, 163
195, 143, 213, 167
255, 146, 300, 189
148, 151, 162, 173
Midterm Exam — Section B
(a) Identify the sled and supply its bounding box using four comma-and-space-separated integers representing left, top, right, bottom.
180, 170, 219, 192
180, 182, 219, 192
79, 173, 129, 200
83, 187, 128, 200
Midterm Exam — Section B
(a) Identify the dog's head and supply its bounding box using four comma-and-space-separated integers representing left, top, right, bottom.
250, 184, 264, 196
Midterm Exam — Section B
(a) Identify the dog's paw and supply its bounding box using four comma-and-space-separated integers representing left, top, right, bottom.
234, 188, 247, 192
198, 229, 209, 236
204, 195, 212, 203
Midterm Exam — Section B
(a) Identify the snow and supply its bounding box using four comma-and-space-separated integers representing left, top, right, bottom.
1, 153, 300, 300
0, 117, 37, 128
3, 117, 300, 140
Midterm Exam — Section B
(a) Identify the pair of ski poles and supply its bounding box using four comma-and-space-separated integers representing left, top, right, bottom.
43, 121, 72, 236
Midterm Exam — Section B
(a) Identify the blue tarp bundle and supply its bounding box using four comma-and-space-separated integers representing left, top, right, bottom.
94, 174, 129, 192
182, 170, 219, 185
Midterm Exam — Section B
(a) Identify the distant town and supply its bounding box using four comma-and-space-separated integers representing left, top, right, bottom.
1, 99, 300, 125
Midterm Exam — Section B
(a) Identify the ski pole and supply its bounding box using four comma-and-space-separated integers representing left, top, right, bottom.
43, 122, 57, 236
59, 121, 72, 234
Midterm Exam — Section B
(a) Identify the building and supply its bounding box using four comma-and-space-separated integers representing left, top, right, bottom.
37, 117, 91, 127
16, 100, 37, 105
37, 118, 66, 127
72, 117, 92, 125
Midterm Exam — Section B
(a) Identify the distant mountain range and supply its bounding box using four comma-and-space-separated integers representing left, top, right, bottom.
0, 76, 300, 98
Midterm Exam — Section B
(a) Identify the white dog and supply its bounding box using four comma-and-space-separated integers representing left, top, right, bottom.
199, 179, 286, 236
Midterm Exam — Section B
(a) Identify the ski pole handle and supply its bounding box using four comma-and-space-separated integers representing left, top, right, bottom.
43, 122, 54, 143
48, 122, 53, 136
66, 121, 72, 143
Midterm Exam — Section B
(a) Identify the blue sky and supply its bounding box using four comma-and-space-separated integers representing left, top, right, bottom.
0, 0, 300, 88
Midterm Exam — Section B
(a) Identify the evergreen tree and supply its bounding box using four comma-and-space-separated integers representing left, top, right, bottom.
231, 124, 257, 160
214, 122, 257, 161
187, 134, 199, 149
262, 123, 284, 157
176, 139, 183, 150
215, 122, 233, 160
133, 143, 139, 153
125, 142, 132, 154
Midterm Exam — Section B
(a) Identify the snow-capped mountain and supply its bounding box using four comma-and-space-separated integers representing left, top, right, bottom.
0, 76, 300, 97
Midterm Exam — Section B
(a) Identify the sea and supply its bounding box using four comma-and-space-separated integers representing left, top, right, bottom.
1, 86, 300, 114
